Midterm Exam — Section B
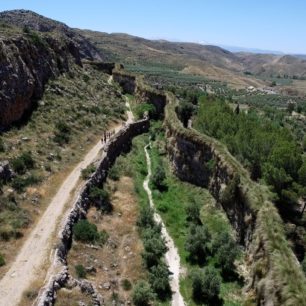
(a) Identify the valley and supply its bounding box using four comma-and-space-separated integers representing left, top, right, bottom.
0, 8, 305, 306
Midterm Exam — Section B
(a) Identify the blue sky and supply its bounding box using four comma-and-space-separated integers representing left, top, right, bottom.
0, 0, 305, 54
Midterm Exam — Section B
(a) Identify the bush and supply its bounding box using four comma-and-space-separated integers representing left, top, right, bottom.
73, 220, 98, 242
302, 257, 306, 276
75, 264, 86, 278
11, 152, 35, 174
191, 266, 221, 304
89, 186, 111, 212
0, 137, 5, 152
185, 224, 211, 264
54, 121, 71, 145
25, 290, 38, 300
121, 279, 132, 291
142, 233, 167, 268
212, 232, 240, 277
148, 261, 171, 298
0, 254, 5, 266
185, 200, 202, 224
132, 281, 155, 306
81, 164, 96, 180
152, 165, 167, 191
135, 103, 156, 119
137, 206, 156, 229
11, 174, 41, 193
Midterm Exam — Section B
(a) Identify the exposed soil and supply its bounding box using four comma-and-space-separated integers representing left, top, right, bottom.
64, 176, 144, 305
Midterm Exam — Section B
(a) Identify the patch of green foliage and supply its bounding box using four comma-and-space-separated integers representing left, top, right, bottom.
73, 219, 108, 246
88, 186, 112, 212
190, 266, 221, 304
11, 152, 35, 175
54, 121, 71, 145
132, 280, 155, 306
75, 264, 86, 278
194, 96, 306, 206
121, 279, 132, 291
0, 253, 5, 266
81, 164, 96, 180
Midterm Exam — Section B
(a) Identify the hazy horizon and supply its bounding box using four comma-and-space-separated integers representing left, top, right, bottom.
0, 0, 305, 54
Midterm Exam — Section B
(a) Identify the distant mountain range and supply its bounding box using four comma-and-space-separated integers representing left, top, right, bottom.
219, 45, 285, 55
1, 9, 305, 91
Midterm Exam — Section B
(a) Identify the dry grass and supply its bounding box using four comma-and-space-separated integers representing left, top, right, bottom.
67, 176, 145, 305
55, 287, 93, 306
0, 63, 125, 276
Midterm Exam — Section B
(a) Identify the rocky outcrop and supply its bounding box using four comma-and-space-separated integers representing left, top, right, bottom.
112, 71, 137, 94
36, 118, 149, 306
0, 160, 14, 181
0, 10, 105, 128
112, 69, 166, 118
87, 61, 115, 75
0, 33, 83, 127
0, 10, 102, 61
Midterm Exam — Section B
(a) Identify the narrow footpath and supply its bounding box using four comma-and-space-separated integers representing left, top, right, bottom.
143, 144, 185, 306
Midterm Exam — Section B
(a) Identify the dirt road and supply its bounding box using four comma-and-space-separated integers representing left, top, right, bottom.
0, 96, 134, 306
143, 144, 185, 306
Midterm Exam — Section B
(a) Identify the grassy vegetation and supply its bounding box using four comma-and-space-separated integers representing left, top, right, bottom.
146, 126, 243, 305
164, 91, 306, 305
0, 63, 125, 269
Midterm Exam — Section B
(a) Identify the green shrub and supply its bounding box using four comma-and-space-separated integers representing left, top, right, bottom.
121, 278, 132, 291
73, 219, 108, 245
24, 290, 38, 300
0, 137, 5, 152
148, 261, 171, 298
73, 219, 99, 242
11, 152, 35, 174
135, 103, 156, 119
142, 234, 167, 268
212, 232, 240, 276
152, 165, 167, 191
185, 200, 202, 224
81, 164, 96, 180
54, 121, 71, 145
108, 166, 120, 181
185, 224, 211, 264
11, 174, 41, 193
191, 266, 221, 304
0, 254, 5, 266
137, 206, 156, 229
89, 186, 111, 212
132, 281, 155, 306
302, 257, 306, 276
75, 264, 86, 278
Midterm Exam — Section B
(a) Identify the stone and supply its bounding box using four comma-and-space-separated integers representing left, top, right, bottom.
103, 282, 111, 290
85, 266, 97, 273
0, 161, 14, 181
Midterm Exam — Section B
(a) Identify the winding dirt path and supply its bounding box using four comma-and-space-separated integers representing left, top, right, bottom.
143, 144, 185, 306
0, 90, 134, 306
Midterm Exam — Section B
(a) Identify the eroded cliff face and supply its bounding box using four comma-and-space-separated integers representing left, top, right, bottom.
0, 34, 84, 127
112, 70, 166, 118
166, 127, 255, 245
164, 96, 306, 306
